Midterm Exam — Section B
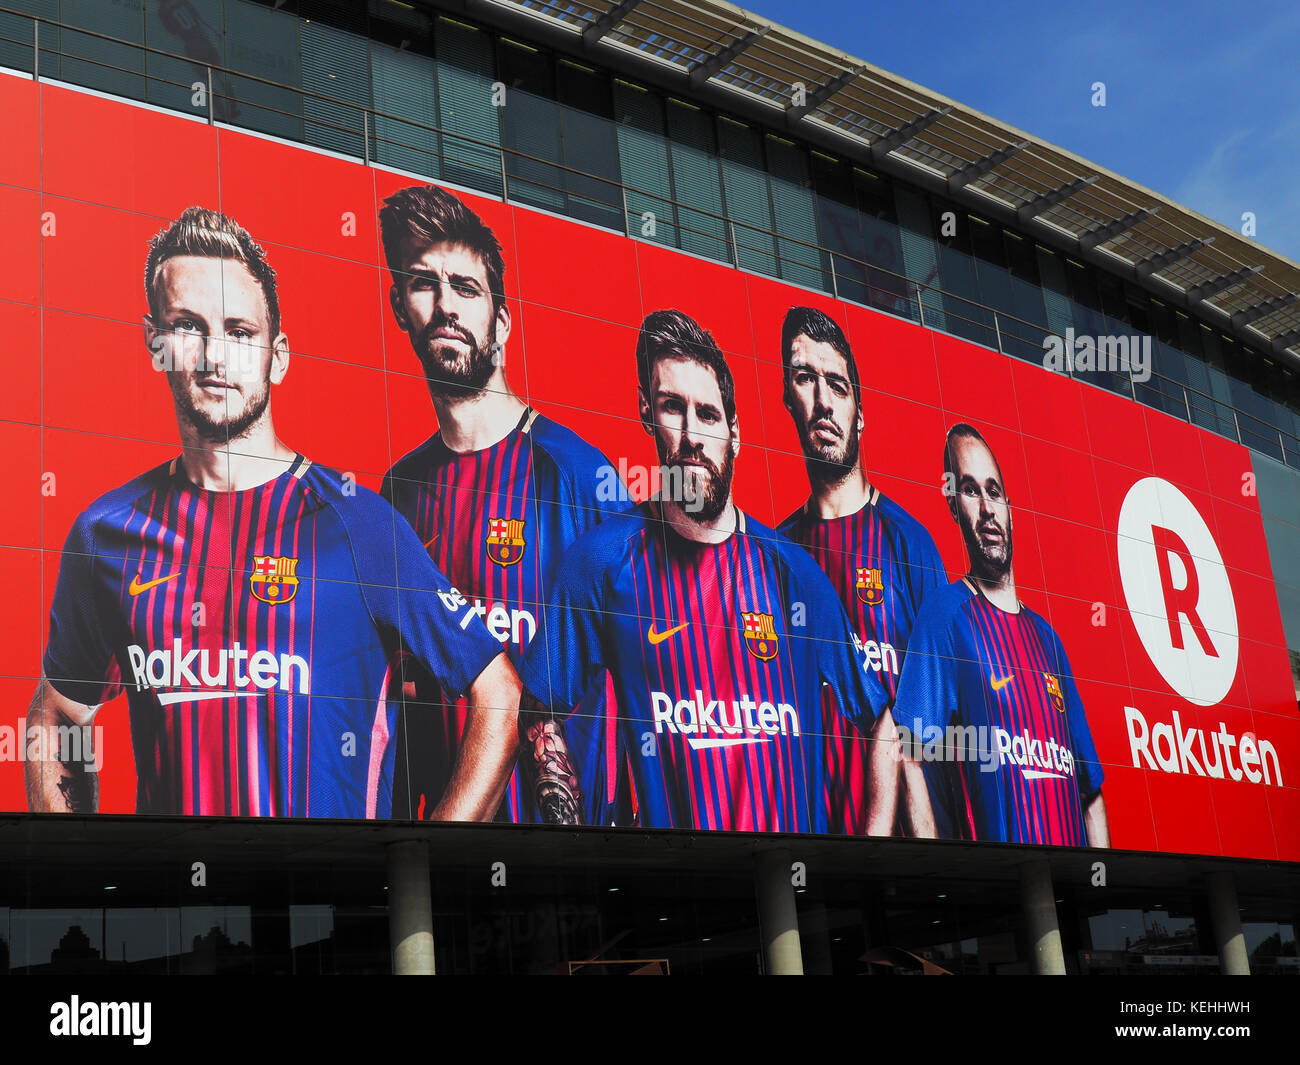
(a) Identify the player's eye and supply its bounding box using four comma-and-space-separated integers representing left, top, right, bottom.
960, 483, 981, 500
173, 318, 199, 333
453, 282, 482, 298
829, 380, 849, 397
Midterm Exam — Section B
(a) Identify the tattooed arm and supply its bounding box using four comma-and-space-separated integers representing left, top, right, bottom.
519, 693, 583, 826
25, 678, 98, 814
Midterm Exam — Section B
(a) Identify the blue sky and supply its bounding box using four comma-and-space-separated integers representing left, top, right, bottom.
755, 0, 1300, 263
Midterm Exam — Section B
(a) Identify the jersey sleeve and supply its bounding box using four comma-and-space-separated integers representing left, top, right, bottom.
42, 516, 119, 706
348, 498, 503, 700
891, 593, 961, 739
904, 523, 947, 615
1058, 642, 1104, 798
519, 536, 610, 714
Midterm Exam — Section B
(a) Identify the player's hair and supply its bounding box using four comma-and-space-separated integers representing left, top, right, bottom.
635, 309, 736, 424
780, 306, 859, 397
145, 206, 281, 335
378, 184, 506, 313
943, 422, 1004, 489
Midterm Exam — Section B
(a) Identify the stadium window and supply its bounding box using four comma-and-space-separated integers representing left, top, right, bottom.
720, 117, 779, 275
434, 17, 502, 196
765, 133, 829, 290
613, 80, 678, 248
666, 99, 729, 263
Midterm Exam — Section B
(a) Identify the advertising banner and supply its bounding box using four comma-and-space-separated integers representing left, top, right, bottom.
1, 75, 1296, 858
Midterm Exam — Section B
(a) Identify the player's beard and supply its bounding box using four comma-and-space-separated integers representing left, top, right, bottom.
657, 431, 734, 523
415, 312, 497, 398
170, 371, 271, 445
960, 507, 1014, 583
797, 406, 860, 487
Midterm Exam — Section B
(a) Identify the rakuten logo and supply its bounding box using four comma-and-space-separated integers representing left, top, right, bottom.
467, 597, 536, 647
1117, 478, 1238, 706
1125, 706, 1282, 785
650, 690, 800, 750
127, 640, 310, 705
851, 632, 899, 676
994, 727, 1076, 780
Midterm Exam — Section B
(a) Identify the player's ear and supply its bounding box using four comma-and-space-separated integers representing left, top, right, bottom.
494, 300, 511, 347
269, 333, 291, 385
729, 414, 740, 457
143, 315, 165, 371
388, 283, 410, 332
637, 387, 654, 435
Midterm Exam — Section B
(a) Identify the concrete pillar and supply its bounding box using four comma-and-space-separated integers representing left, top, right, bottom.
1206, 870, 1250, 975
754, 848, 803, 975
1019, 859, 1066, 975
387, 840, 435, 975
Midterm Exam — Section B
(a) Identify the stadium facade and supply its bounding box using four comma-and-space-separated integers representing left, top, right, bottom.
0, 0, 1297, 976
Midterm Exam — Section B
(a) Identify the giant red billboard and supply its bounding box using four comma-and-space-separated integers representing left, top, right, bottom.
1, 74, 1296, 859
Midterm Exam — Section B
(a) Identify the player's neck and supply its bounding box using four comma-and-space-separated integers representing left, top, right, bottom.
431, 375, 527, 454
807, 466, 872, 519
178, 429, 299, 493
966, 572, 1020, 613
658, 497, 737, 544
178, 439, 299, 494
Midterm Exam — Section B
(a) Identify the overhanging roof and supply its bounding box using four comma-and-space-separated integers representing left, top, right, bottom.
456, 0, 1300, 364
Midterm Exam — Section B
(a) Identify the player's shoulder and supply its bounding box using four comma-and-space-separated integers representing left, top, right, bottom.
748, 513, 826, 582
299, 461, 399, 524
916, 578, 978, 629
526, 410, 612, 475
69, 461, 177, 542
775, 500, 810, 538
384, 432, 448, 483
874, 491, 941, 553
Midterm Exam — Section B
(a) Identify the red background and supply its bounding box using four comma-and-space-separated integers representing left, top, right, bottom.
1, 75, 1296, 859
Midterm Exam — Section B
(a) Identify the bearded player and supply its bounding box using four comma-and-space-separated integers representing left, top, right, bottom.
776, 306, 945, 835
378, 185, 625, 824
894, 424, 1110, 846
28, 207, 520, 818
517, 309, 892, 831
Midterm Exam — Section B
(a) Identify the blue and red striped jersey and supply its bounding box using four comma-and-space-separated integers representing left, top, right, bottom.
892, 579, 1104, 845
778, 487, 945, 832
381, 407, 625, 823
520, 502, 892, 833
42, 454, 503, 820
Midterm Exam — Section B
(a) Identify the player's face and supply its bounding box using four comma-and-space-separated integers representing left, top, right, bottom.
389, 239, 510, 397
783, 334, 861, 477
949, 435, 1013, 579
642, 356, 737, 523
145, 255, 285, 444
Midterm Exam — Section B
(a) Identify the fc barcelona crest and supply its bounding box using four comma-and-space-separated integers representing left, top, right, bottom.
742, 611, 779, 662
250, 555, 300, 605
1044, 672, 1065, 713
486, 517, 527, 566
855, 566, 884, 606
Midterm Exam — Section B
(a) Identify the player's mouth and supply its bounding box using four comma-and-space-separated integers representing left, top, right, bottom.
810, 417, 841, 442
195, 376, 236, 393
977, 522, 1005, 544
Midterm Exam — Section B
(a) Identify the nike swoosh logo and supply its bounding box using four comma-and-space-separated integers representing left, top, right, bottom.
129, 571, 180, 597
647, 622, 689, 646
423, 534, 440, 551
990, 673, 1014, 692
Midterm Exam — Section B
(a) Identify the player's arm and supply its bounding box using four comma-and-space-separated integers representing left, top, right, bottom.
24, 678, 99, 814
899, 747, 937, 838
428, 653, 521, 822
1083, 790, 1110, 848
518, 692, 583, 826
865, 707, 900, 835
